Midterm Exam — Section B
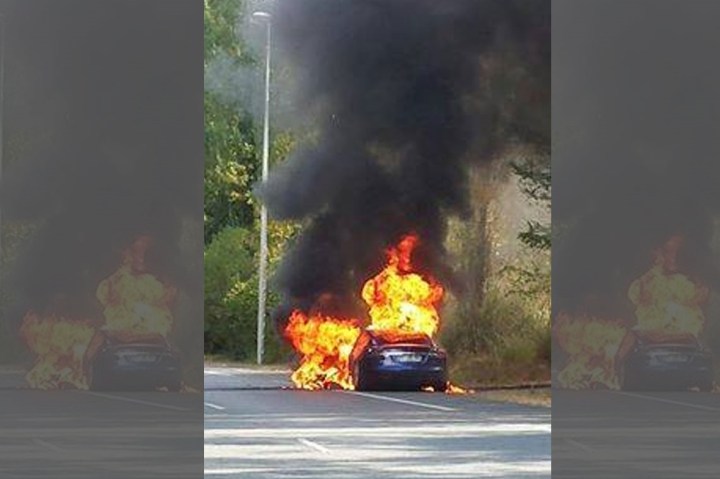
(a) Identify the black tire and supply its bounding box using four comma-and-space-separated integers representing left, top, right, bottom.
89, 374, 109, 391
697, 380, 714, 393
165, 380, 182, 392
353, 362, 368, 391
619, 366, 640, 391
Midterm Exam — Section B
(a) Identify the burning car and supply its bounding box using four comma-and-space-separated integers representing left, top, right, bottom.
284, 235, 467, 393
619, 334, 714, 392
349, 329, 448, 391
90, 335, 182, 391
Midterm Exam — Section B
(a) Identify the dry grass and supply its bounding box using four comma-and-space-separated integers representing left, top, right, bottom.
471, 388, 551, 408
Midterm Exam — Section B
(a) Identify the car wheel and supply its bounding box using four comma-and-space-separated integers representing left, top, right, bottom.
165, 380, 182, 392
89, 373, 108, 391
353, 363, 367, 391
698, 380, 714, 393
619, 366, 639, 391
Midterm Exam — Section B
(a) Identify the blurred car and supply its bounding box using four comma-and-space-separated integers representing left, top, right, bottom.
620, 335, 714, 391
90, 336, 182, 391
349, 329, 448, 391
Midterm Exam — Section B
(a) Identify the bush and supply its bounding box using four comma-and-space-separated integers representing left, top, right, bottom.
204, 225, 294, 363
439, 260, 550, 385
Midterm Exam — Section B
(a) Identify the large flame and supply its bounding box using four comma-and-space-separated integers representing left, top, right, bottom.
627, 235, 707, 338
20, 236, 176, 389
285, 310, 362, 390
362, 234, 444, 336
284, 234, 454, 391
557, 235, 708, 389
555, 312, 627, 390
20, 312, 95, 390
96, 236, 175, 340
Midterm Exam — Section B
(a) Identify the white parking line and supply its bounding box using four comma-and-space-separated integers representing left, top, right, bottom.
566, 438, 594, 453
83, 391, 189, 411
297, 438, 331, 454
344, 391, 457, 411
33, 439, 64, 452
613, 391, 720, 412
204, 402, 226, 411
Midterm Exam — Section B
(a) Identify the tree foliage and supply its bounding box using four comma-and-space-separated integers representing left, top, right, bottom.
204, 0, 258, 243
512, 153, 551, 250
204, 0, 300, 360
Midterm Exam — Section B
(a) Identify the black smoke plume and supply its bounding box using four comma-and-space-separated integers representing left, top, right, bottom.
553, 1, 720, 315
258, 0, 550, 322
0, 1, 202, 323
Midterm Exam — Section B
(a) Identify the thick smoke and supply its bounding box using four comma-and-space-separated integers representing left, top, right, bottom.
553, 0, 720, 314
258, 0, 550, 321
0, 1, 203, 323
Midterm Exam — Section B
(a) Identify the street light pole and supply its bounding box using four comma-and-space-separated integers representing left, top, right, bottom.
253, 11, 271, 365
0, 16, 5, 326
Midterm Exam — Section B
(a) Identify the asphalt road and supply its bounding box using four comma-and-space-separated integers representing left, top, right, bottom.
0, 368, 203, 478
553, 389, 720, 478
204, 366, 550, 478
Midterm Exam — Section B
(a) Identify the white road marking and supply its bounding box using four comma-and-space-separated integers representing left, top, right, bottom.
297, 438, 331, 454
613, 391, 720, 412
205, 469, 270, 475
566, 438, 594, 453
83, 391, 189, 411
343, 391, 457, 411
205, 422, 550, 441
204, 402, 226, 411
33, 439, 64, 452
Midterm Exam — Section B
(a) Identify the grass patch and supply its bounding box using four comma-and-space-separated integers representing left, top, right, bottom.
449, 353, 550, 387
472, 388, 551, 408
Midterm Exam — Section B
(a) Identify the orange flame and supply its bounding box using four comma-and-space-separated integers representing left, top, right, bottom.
285, 310, 361, 390
446, 383, 472, 394
555, 312, 627, 390
422, 383, 473, 394
97, 236, 175, 340
557, 236, 709, 389
20, 312, 95, 390
362, 234, 444, 336
285, 234, 462, 392
20, 236, 176, 389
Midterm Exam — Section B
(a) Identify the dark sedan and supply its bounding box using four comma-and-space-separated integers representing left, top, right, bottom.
90, 336, 182, 391
349, 329, 448, 391
620, 336, 714, 391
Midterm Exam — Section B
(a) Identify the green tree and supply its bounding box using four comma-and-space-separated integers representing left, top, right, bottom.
204, 0, 300, 361
204, 0, 258, 243
512, 152, 550, 250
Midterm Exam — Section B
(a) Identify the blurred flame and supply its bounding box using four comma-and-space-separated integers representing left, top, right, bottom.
20, 312, 94, 390
446, 383, 472, 394
96, 236, 175, 340
555, 312, 626, 390
557, 236, 709, 389
284, 310, 362, 390
362, 234, 444, 336
20, 236, 176, 389
285, 234, 455, 391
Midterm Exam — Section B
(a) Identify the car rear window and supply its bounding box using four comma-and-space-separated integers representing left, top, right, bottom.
370, 330, 432, 345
